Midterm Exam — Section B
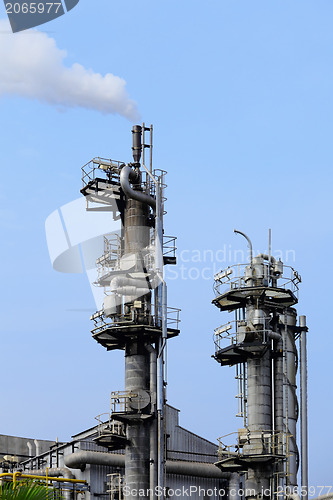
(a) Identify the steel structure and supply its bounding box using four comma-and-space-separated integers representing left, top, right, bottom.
80, 125, 180, 500
212, 230, 308, 500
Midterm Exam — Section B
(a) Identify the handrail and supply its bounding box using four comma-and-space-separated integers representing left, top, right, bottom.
0, 472, 86, 486
91, 306, 181, 335
214, 262, 300, 297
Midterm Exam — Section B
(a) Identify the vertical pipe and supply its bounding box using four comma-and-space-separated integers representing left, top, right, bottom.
147, 346, 157, 499
142, 122, 145, 168
271, 339, 275, 434
154, 174, 165, 498
268, 228, 271, 284
157, 281, 167, 498
150, 124, 153, 174
136, 163, 165, 498
300, 315, 308, 500
280, 309, 298, 488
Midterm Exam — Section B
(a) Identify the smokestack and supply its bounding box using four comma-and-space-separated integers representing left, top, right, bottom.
132, 125, 142, 165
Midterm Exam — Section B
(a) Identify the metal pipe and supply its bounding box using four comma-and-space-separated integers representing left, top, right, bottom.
34, 439, 40, 457
141, 163, 165, 496
157, 280, 167, 496
132, 125, 142, 165
120, 165, 156, 209
12, 473, 84, 484
22, 468, 75, 479
27, 441, 32, 458
256, 253, 276, 263
300, 315, 308, 500
64, 451, 229, 479
234, 229, 253, 264
1, 469, 85, 500
267, 330, 282, 341
146, 345, 158, 499
20, 468, 80, 500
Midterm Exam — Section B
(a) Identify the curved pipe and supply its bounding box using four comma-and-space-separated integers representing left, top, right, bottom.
234, 229, 253, 264
64, 451, 228, 479
120, 165, 156, 210
23, 468, 75, 479
34, 439, 40, 457
256, 253, 276, 263
267, 330, 282, 341
65, 451, 124, 469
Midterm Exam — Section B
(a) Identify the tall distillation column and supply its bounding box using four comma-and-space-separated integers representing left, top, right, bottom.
80, 125, 180, 499
212, 231, 307, 500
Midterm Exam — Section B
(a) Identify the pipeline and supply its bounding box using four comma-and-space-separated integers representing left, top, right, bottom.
146, 345, 158, 498
64, 451, 229, 479
23, 468, 75, 479
20, 468, 78, 500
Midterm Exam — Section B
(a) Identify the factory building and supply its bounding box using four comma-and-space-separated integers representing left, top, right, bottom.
0, 405, 227, 499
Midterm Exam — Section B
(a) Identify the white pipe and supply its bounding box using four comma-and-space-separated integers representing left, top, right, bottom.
34, 439, 40, 457
112, 286, 149, 297
27, 442, 32, 458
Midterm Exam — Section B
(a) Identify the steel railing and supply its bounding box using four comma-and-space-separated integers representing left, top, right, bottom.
213, 263, 301, 297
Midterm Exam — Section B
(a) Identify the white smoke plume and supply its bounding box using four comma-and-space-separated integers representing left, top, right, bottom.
0, 19, 140, 121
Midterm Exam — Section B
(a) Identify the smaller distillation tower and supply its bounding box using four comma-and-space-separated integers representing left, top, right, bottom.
80, 125, 180, 500
212, 230, 308, 500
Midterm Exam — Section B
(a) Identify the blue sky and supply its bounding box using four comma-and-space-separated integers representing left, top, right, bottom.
0, 0, 332, 492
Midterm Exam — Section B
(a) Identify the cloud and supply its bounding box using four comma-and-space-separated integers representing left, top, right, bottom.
0, 19, 140, 121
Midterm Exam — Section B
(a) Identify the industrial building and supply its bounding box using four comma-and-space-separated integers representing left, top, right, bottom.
0, 125, 308, 500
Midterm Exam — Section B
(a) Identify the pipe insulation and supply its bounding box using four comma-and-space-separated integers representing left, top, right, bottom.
64, 451, 229, 479
110, 276, 157, 292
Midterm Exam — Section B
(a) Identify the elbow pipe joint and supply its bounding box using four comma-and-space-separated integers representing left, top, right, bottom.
120, 164, 156, 210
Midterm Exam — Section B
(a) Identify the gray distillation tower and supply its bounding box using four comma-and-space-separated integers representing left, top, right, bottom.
80, 125, 180, 499
212, 231, 308, 500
